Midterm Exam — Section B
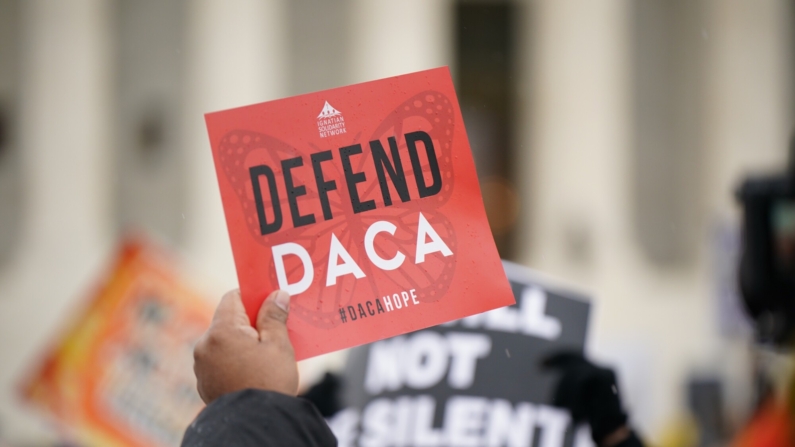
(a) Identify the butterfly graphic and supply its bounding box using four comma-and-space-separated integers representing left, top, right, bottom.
216, 91, 457, 330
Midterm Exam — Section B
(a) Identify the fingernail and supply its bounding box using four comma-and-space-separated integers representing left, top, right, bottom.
274, 290, 290, 313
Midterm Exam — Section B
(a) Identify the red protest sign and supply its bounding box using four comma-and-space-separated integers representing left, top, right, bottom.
206, 67, 514, 360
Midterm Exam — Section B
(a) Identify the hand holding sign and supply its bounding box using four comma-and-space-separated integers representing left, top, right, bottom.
543, 352, 633, 446
194, 290, 298, 403
206, 68, 514, 359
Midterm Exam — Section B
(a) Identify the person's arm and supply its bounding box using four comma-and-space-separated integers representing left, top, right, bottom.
182, 389, 335, 446
543, 352, 644, 447
181, 290, 337, 447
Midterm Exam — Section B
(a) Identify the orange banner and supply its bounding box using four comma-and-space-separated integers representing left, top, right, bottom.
20, 239, 213, 447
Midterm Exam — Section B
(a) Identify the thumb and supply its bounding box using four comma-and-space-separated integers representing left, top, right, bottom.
256, 290, 290, 339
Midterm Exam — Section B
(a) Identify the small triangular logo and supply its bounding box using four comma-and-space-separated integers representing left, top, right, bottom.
317, 101, 341, 119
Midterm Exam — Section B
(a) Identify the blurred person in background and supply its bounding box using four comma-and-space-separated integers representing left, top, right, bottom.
730, 141, 795, 447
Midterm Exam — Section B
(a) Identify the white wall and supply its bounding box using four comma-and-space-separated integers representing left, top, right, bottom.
348, 0, 452, 83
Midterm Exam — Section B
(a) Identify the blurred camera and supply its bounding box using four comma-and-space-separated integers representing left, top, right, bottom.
737, 141, 795, 345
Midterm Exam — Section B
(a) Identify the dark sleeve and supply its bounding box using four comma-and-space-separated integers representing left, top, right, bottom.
181, 389, 337, 447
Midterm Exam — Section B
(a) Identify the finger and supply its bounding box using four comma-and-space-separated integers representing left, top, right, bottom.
194, 361, 208, 403
256, 290, 290, 339
211, 289, 248, 327
192, 333, 210, 403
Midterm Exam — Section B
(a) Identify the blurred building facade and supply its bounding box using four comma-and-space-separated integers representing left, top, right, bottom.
0, 0, 792, 443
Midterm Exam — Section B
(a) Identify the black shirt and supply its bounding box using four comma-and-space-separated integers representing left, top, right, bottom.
181, 389, 337, 447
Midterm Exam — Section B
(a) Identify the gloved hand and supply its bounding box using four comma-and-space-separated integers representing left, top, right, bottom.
300, 372, 343, 418
543, 352, 629, 446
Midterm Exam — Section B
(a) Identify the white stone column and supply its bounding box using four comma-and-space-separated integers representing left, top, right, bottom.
520, 0, 670, 434
704, 0, 793, 217
182, 0, 288, 293
0, 0, 112, 442
349, 0, 452, 83
523, 0, 631, 281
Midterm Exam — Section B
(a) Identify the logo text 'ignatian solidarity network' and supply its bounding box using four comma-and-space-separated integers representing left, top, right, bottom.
317, 101, 346, 138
